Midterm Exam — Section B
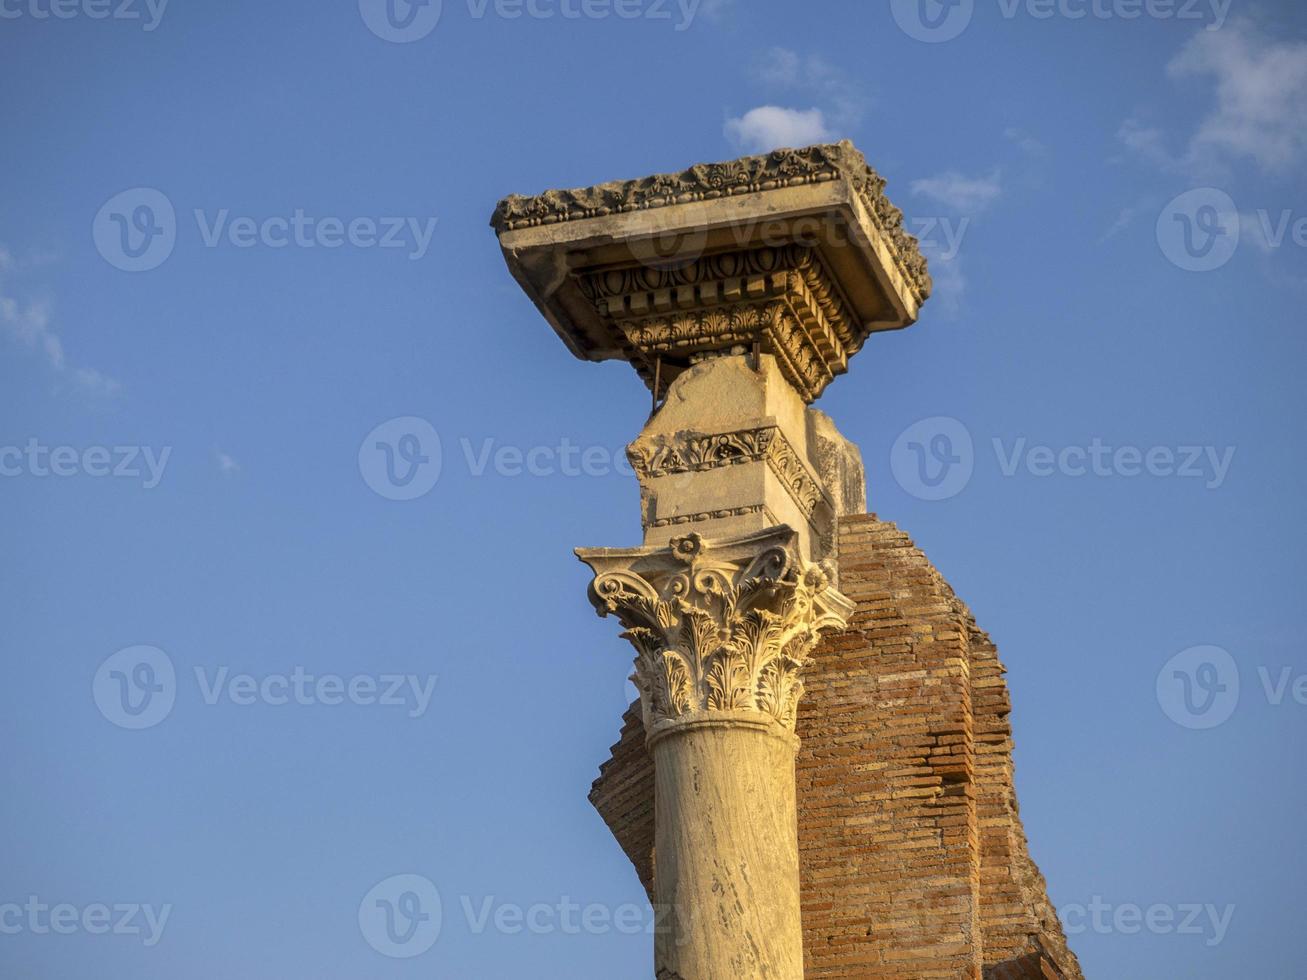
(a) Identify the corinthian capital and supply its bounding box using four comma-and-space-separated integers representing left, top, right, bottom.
577, 527, 853, 736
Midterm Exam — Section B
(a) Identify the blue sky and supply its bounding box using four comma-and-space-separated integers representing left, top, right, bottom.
2, 1, 1305, 977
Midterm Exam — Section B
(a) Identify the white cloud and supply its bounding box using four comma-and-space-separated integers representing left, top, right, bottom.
1169, 20, 1307, 173
74, 367, 122, 397
215, 450, 240, 476
0, 246, 120, 396
697, 0, 734, 23
724, 106, 834, 154
1116, 118, 1181, 171
1100, 204, 1144, 243
910, 170, 1003, 212
1122, 20, 1307, 175
749, 48, 866, 127
1005, 127, 1047, 156
755, 46, 801, 87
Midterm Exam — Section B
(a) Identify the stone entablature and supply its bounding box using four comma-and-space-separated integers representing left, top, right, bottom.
491, 141, 931, 308
492, 141, 930, 404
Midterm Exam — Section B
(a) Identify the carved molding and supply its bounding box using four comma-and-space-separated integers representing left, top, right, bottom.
491, 141, 931, 305
647, 504, 769, 529
577, 528, 854, 733
628, 425, 830, 523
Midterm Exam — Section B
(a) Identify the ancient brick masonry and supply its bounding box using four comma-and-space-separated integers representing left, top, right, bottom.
589, 514, 1083, 978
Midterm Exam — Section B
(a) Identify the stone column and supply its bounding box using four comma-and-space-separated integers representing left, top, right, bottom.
578, 528, 852, 979
491, 140, 932, 979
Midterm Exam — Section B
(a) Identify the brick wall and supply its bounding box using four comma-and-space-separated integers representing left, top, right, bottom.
587, 514, 1082, 978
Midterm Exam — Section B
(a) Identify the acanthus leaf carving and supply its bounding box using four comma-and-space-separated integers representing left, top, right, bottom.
578, 528, 852, 734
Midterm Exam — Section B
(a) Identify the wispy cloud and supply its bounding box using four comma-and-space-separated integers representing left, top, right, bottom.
748, 47, 867, 126
725, 48, 869, 153
697, 0, 734, 24
1005, 127, 1047, 156
0, 245, 121, 397
215, 449, 241, 476
1120, 19, 1307, 176
911, 170, 1003, 212
724, 106, 834, 154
